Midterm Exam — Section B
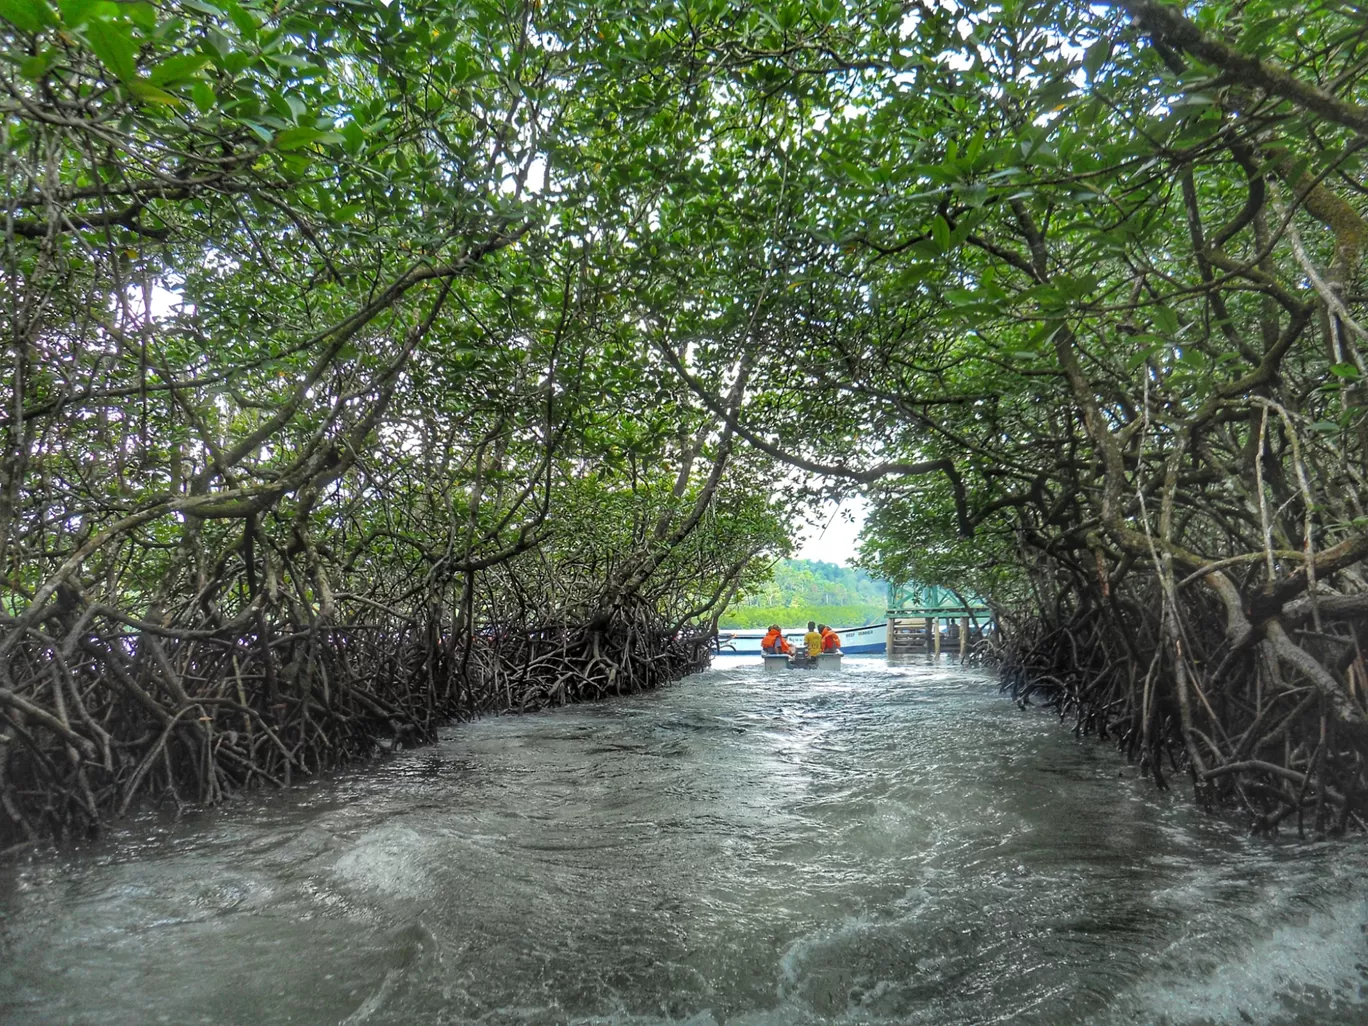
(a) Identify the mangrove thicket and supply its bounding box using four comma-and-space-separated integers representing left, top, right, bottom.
3, 0, 1368, 842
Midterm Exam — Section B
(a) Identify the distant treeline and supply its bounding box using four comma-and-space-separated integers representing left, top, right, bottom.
720, 561, 886, 628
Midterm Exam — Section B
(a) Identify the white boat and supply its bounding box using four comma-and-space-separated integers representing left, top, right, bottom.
762, 652, 845, 672
714, 623, 886, 656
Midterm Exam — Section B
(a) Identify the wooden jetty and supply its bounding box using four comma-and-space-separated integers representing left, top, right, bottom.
885, 583, 991, 659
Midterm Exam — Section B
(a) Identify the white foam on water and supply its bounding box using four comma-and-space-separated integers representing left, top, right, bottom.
574, 1013, 721, 1026
1103, 894, 1368, 1026
331, 824, 433, 900
341, 967, 402, 1024
773, 908, 942, 1022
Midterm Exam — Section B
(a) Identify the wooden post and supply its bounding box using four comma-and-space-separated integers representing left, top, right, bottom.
933, 616, 941, 657
886, 619, 894, 657
959, 616, 969, 660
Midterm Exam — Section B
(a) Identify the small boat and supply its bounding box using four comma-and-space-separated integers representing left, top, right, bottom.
762, 651, 844, 673
715, 623, 885, 656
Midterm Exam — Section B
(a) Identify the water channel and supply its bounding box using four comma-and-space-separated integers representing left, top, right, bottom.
2, 658, 1366, 1025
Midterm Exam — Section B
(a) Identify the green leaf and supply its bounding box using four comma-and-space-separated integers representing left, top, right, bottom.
19, 51, 53, 79
1176, 346, 1206, 369
83, 17, 137, 82
202, 25, 231, 59
241, 119, 274, 144
958, 182, 988, 208
1126, 344, 1162, 371
1082, 38, 1109, 80
126, 80, 180, 105
931, 215, 950, 252
1055, 273, 1098, 301
1152, 306, 1180, 336
148, 53, 210, 85
277, 91, 307, 122
190, 79, 215, 112
1026, 321, 1061, 347
273, 125, 322, 150
1240, 14, 1284, 52
125, 0, 155, 30
340, 120, 365, 154
1329, 362, 1360, 380
0, 0, 55, 32
221, 0, 257, 39
840, 160, 872, 187
55, 0, 105, 26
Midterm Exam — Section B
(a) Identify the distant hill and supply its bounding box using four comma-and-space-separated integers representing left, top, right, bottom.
719, 559, 887, 629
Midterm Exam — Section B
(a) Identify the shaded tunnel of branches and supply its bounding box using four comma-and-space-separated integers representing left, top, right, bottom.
0, 317, 776, 847
0, 0, 790, 847
635, 0, 1368, 835
7, 0, 1368, 847
835, 8, 1368, 835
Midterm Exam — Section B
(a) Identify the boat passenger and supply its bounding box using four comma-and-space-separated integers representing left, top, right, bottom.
803, 621, 823, 658
761, 624, 792, 655
820, 625, 841, 652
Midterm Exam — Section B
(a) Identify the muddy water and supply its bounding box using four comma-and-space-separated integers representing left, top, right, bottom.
1, 658, 1365, 1025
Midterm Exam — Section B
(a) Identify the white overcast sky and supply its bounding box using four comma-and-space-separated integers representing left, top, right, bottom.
792, 496, 868, 566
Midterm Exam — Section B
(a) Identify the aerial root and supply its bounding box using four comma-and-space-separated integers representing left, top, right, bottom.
0, 604, 710, 847
992, 587, 1368, 837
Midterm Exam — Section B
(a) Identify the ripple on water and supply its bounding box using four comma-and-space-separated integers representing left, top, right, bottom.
1, 657, 1366, 1026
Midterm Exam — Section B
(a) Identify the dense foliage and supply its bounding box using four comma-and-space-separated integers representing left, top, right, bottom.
3, 0, 1367, 839
720, 559, 886, 627
662, 0, 1368, 833
0, 0, 796, 842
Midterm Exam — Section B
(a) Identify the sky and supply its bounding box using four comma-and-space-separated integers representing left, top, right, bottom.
792, 496, 868, 566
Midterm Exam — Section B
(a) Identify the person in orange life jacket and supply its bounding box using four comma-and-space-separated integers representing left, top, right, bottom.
803, 621, 823, 658
819, 625, 841, 652
761, 624, 792, 655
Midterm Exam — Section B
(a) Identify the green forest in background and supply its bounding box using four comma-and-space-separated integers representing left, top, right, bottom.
719, 560, 887, 628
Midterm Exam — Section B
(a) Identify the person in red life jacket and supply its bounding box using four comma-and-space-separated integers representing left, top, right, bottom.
761, 624, 792, 655
820, 625, 841, 652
